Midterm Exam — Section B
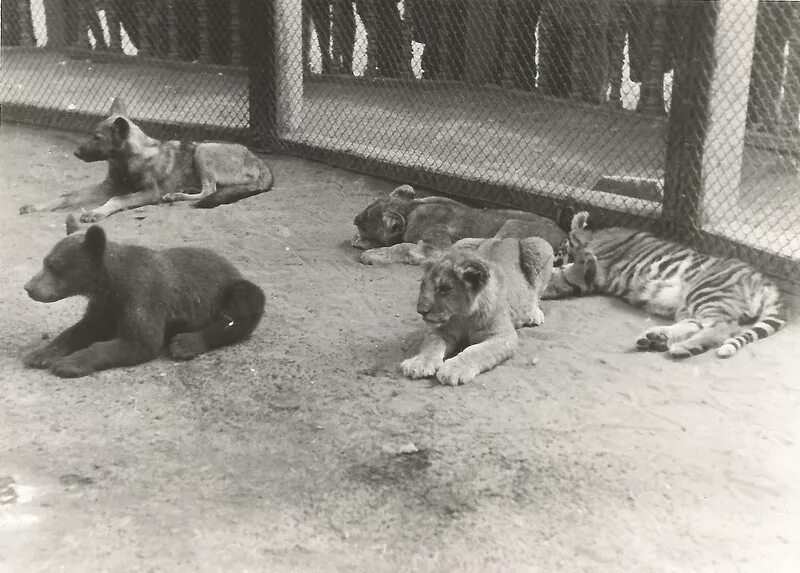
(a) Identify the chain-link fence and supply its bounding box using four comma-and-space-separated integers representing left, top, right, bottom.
1, 0, 799, 286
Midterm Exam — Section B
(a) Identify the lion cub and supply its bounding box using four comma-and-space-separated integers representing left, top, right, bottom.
402, 236, 554, 386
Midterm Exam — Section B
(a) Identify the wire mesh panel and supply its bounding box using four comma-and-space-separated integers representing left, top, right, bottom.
1, 0, 799, 283
0, 0, 251, 139
279, 0, 674, 226
705, 0, 800, 283
661, 0, 800, 285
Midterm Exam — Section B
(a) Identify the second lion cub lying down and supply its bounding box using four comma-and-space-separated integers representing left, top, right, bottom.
352, 184, 566, 265
402, 236, 554, 386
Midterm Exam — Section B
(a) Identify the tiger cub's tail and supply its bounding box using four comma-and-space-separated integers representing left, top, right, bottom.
717, 313, 786, 358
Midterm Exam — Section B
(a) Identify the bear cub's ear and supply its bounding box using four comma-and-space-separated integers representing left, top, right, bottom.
84, 225, 107, 259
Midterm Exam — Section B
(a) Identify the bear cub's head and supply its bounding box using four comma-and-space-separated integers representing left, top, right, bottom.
24, 216, 107, 303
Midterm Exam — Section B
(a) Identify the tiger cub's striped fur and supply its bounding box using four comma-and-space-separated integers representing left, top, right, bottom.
545, 212, 786, 358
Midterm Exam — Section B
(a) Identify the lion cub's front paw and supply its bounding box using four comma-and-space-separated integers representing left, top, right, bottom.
521, 305, 545, 327
436, 358, 480, 386
19, 204, 36, 215
80, 210, 105, 223
360, 249, 389, 265
401, 354, 442, 379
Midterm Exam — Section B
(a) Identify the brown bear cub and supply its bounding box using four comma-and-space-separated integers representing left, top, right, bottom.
23, 216, 265, 378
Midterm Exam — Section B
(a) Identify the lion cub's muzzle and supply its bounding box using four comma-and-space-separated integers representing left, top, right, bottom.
417, 298, 447, 326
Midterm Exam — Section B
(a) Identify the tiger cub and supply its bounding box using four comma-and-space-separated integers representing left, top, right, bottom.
545, 212, 786, 359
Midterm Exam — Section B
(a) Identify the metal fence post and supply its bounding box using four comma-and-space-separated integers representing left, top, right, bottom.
700, 0, 759, 234
244, 0, 278, 149
275, 0, 303, 135
662, 0, 719, 236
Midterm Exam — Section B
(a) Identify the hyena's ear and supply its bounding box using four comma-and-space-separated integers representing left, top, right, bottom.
389, 185, 415, 200
454, 258, 490, 292
111, 117, 130, 144
84, 225, 107, 260
382, 211, 406, 235
571, 211, 590, 232
65, 214, 80, 236
110, 97, 127, 116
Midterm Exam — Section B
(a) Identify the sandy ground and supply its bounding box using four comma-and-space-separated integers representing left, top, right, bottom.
1, 122, 799, 573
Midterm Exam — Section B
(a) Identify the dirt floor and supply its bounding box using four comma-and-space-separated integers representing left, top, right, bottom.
1, 122, 799, 573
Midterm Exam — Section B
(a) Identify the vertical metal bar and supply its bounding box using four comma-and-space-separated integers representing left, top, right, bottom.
17, 0, 34, 45
230, 0, 243, 66
196, 0, 211, 63
135, 0, 152, 56
167, 0, 179, 59
246, 0, 279, 148
464, 0, 498, 85
637, 0, 667, 114
662, 0, 719, 236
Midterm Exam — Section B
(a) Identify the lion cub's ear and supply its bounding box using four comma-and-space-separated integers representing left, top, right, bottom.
382, 212, 405, 234
454, 258, 490, 291
389, 184, 415, 200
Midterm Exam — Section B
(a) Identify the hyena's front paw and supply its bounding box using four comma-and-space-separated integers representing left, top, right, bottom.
79, 210, 106, 223
436, 358, 480, 387
22, 345, 61, 369
401, 354, 442, 379
49, 356, 94, 378
169, 333, 206, 361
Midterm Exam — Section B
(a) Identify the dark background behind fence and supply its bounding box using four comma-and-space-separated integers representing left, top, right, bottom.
1, 0, 799, 288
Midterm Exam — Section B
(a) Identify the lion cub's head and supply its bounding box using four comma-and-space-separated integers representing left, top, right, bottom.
352, 185, 417, 249
415, 251, 492, 326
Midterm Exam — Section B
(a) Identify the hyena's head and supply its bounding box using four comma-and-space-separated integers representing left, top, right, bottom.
74, 97, 143, 163
24, 216, 107, 303
352, 185, 416, 249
